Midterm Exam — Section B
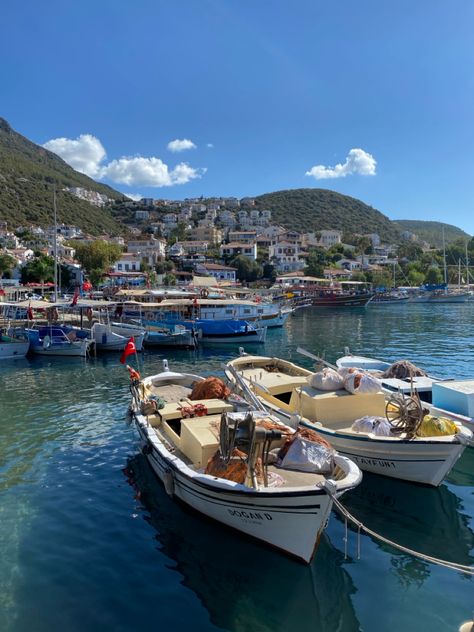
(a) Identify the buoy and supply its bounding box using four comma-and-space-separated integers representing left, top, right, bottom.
459, 621, 474, 632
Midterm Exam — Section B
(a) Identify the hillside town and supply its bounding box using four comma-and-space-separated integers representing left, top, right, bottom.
0, 192, 452, 293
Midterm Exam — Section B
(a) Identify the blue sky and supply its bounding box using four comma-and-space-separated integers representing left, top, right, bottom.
1, 0, 473, 233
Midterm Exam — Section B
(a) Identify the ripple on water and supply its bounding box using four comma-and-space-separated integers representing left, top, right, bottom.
0, 305, 473, 632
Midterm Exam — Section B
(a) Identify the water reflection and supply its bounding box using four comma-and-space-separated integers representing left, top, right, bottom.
126, 454, 362, 632
339, 473, 474, 587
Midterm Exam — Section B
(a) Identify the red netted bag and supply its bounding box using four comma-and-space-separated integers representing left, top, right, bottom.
205, 448, 263, 484
190, 377, 231, 400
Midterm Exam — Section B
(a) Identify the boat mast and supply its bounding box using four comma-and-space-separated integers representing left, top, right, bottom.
442, 227, 447, 286
53, 185, 58, 303
466, 240, 470, 287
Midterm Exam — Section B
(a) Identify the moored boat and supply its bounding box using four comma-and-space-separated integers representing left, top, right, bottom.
19, 325, 94, 357
225, 354, 472, 486
128, 361, 361, 563
0, 330, 30, 359
335, 351, 474, 429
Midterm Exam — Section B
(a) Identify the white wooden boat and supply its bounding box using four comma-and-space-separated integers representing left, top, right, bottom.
336, 352, 474, 430
129, 362, 361, 563
91, 322, 145, 352
225, 355, 472, 486
0, 331, 30, 359
21, 326, 93, 357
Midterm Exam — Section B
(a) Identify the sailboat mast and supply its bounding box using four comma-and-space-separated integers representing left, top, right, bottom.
442, 227, 447, 285
466, 240, 470, 287
53, 186, 58, 302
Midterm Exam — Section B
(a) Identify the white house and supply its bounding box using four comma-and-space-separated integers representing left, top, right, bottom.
195, 262, 237, 283
319, 230, 342, 248
220, 241, 257, 260
269, 241, 305, 273
112, 253, 141, 273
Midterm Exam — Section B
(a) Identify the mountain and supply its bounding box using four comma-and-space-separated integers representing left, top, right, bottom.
0, 117, 126, 235
253, 188, 401, 242
393, 220, 471, 247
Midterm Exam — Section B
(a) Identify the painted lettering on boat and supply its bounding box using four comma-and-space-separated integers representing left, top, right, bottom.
228, 509, 273, 523
356, 457, 395, 468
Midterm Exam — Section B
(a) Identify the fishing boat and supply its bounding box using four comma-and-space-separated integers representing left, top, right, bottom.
128, 361, 361, 563
369, 291, 410, 305
0, 330, 30, 359
225, 353, 472, 486
335, 351, 444, 403
335, 351, 474, 430
90, 322, 145, 352
19, 325, 94, 357
193, 319, 267, 344
129, 321, 196, 349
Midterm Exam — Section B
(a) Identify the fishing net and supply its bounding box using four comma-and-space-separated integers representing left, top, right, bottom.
190, 377, 231, 400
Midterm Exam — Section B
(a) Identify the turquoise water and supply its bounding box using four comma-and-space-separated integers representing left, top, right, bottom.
0, 303, 473, 632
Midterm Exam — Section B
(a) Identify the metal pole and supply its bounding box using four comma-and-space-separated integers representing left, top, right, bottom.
53, 185, 58, 303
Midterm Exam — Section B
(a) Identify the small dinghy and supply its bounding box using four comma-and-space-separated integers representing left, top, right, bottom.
225, 353, 472, 487
128, 361, 361, 563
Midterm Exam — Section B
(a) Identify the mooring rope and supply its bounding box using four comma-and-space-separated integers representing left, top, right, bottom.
327, 490, 474, 576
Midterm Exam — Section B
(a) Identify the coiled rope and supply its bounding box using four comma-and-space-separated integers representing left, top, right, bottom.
327, 489, 474, 576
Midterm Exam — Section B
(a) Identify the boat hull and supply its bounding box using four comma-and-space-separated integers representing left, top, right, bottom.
264, 401, 469, 486
0, 340, 30, 359
198, 327, 267, 345
30, 339, 92, 357
311, 293, 373, 307
300, 423, 468, 486
135, 415, 335, 563
91, 323, 145, 351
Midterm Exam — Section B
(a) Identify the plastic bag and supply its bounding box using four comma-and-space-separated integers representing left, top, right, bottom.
352, 415, 393, 436
308, 367, 345, 391
344, 372, 381, 394
278, 436, 335, 473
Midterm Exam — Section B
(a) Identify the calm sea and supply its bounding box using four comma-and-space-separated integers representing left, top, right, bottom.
0, 303, 473, 632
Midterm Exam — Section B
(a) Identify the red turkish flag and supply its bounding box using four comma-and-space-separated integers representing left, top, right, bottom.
70, 287, 79, 307
120, 337, 136, 364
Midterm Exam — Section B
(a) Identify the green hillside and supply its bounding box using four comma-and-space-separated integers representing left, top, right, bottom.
393, 220, 471, 247
0, 117, 126, 235
254, 188, 401, 241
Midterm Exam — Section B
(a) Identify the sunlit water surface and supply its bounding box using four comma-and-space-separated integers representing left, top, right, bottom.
0, 303, 473, 631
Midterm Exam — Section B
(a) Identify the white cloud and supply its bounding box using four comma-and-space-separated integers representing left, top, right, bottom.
43, 134, 205, 188
102, 156, 205, 187
305, 148, 377, 180
124, 193, 144, 201
206, 143, 214, 149
167, 138, 197, 152
43, 134, 106, 178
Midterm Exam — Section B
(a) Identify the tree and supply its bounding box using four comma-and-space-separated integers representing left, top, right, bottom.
305, 248, 327, 277
355, 236, 372, 255
21, 254, 55, 286
231, 255, 263, 282
168, 222, 188, 243
407, 269, 425, 286
155, 259, 175, 274
0, 253, 16, 278
424, 266, 443, 285
71, 240, 122, 287
163, 272, 176, 286
262, 261, 276, 282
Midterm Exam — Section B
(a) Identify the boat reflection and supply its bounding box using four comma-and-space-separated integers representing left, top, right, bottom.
126, 454, 362, 632
339, 473, 474, 587
446, 447, 474, 487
